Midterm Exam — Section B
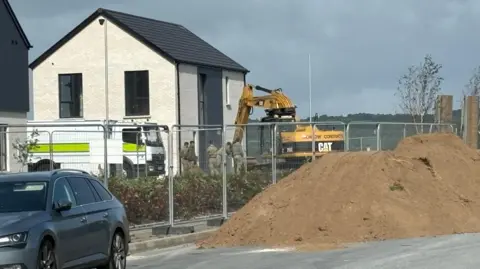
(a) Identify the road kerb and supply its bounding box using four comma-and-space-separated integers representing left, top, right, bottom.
128, 228, 218, 254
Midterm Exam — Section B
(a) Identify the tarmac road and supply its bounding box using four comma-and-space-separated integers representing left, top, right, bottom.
128, 233, 480, 269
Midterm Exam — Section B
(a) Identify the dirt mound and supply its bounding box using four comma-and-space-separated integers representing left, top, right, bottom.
199, 133, 480, 250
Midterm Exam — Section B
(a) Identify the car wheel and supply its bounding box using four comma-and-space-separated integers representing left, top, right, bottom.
37, 240, 57, 269
100, 233, 126, 269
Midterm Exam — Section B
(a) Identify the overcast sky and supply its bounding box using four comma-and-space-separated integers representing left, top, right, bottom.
10, 0, 480, 117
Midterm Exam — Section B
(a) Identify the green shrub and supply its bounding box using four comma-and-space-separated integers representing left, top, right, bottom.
107, 176, 169, 224
108, 168, 294, 225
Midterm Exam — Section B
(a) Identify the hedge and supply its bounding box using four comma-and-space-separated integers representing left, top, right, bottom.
107, 167, 294, 225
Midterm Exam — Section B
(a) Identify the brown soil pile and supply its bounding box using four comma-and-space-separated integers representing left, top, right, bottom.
199, 133, 480, 250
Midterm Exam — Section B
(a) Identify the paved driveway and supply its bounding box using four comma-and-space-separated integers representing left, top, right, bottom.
128, 233, 480, 268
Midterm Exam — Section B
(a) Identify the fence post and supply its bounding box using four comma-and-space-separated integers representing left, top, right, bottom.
272, 123, 277, 184
102, 125, 108, 186
222, 124, 228, 220
135, 134, 140, 179
310, 123, 316, 161
49, 131, 54, 171
345, 123, 350, 151
376, 124, 381, 151
168, 130, 174, 227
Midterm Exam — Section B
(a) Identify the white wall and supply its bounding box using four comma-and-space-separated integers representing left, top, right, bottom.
32, 15, 176, 124
27, 69, 33, 120
0, 111, 28, 172
222, 70, 245, 146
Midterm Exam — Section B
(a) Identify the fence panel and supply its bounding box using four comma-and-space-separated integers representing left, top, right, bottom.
110, 126, 142, 178
107, 123, 169, 226
171, 125, 223, 223
347, 136, 377, 151
7, 126, 52, 172
224, 123, 273, 214
313, 121, 347, 156
50, 128, 105, 175
377, 123, 405, 151
271, 121, 346, 179
379, 122, 455, 150
275, 122, 312, 177
22, 124, 107, 173
346, 122, 380, 151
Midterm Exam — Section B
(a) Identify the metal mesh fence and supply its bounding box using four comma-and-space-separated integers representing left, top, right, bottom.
0, 121, 457, 227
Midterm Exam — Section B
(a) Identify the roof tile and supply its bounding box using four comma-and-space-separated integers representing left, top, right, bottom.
103, 9, 248, 72
30, 8, 248, 72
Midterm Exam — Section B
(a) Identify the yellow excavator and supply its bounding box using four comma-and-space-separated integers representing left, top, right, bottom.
232, 84, 344, 168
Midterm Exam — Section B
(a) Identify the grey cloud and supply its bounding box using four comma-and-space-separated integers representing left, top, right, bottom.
10, 0, 480, 116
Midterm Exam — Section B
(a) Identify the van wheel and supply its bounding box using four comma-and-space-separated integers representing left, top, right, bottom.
122, 162, 134, 178
37, 240, 57, 269
99, 233, 126, 269
37, 163, 51, 171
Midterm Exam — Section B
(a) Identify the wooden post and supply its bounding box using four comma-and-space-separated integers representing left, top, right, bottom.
463, 96, 479, 148
435, 95, 453, 132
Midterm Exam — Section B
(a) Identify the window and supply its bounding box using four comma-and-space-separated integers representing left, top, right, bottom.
85, 180, 101, 202
0, 125, 6, 171
125, 70, 149, 116
198, 73, 206, 125
67, 177, 96, 205
89, 178, 112, 201
59, 73, 83, 118
122, 127, 142, 145
53, 178, 77, 207
0, 181, 48, 212
225, 76, 230, 106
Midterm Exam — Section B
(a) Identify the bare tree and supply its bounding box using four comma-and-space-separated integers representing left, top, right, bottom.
460, 66, 480, 137
464, 66, 480, 96
12, 129, 39, 172
395, 54, 443, 131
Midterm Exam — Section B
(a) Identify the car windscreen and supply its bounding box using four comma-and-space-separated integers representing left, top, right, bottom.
0, 181, 48, 213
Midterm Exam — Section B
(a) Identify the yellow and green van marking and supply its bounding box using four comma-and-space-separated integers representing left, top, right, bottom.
29, 143, 146, 153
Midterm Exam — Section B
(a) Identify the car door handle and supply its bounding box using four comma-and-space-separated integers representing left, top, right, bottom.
80, 217, 87, 223
103, 212, 109, 218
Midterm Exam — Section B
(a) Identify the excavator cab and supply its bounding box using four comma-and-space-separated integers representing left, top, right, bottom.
258, 109, 296, 156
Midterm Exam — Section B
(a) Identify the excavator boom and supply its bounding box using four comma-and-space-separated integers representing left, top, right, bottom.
233, 84, 296, 143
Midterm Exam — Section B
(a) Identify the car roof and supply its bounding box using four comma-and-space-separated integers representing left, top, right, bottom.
0, 170, 92, 183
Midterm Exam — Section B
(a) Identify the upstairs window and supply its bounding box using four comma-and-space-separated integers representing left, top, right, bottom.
59, 73, 83, 118
125, 70, 150, 116
0, 125, 6, 171
225, 76, 230, 106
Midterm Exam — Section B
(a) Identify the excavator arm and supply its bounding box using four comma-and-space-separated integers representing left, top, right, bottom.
232, 84, 296, 143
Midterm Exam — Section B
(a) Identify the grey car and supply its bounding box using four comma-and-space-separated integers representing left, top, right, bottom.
0, 169, 130, 269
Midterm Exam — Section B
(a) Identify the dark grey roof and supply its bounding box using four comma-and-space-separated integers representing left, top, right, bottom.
30, 8, 248, 72
3, 0, 32, 49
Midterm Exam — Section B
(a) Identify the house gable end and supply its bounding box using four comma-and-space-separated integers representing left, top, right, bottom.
29, 8, 176, 70
3, 0, 32, 49
30, 7, 249, 73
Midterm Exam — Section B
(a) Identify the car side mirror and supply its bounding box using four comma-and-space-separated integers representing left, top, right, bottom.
53, 200, 72, 212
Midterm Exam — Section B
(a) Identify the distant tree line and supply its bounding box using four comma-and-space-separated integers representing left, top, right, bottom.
250, 52, 480, 131
249, 110, 462, 127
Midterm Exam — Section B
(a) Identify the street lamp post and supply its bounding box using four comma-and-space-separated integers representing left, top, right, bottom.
308, 54, 312, 122
99, 18, 109, 184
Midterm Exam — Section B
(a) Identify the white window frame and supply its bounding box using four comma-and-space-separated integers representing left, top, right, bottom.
225, 76, 230, 106
0, 125, 7, 171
